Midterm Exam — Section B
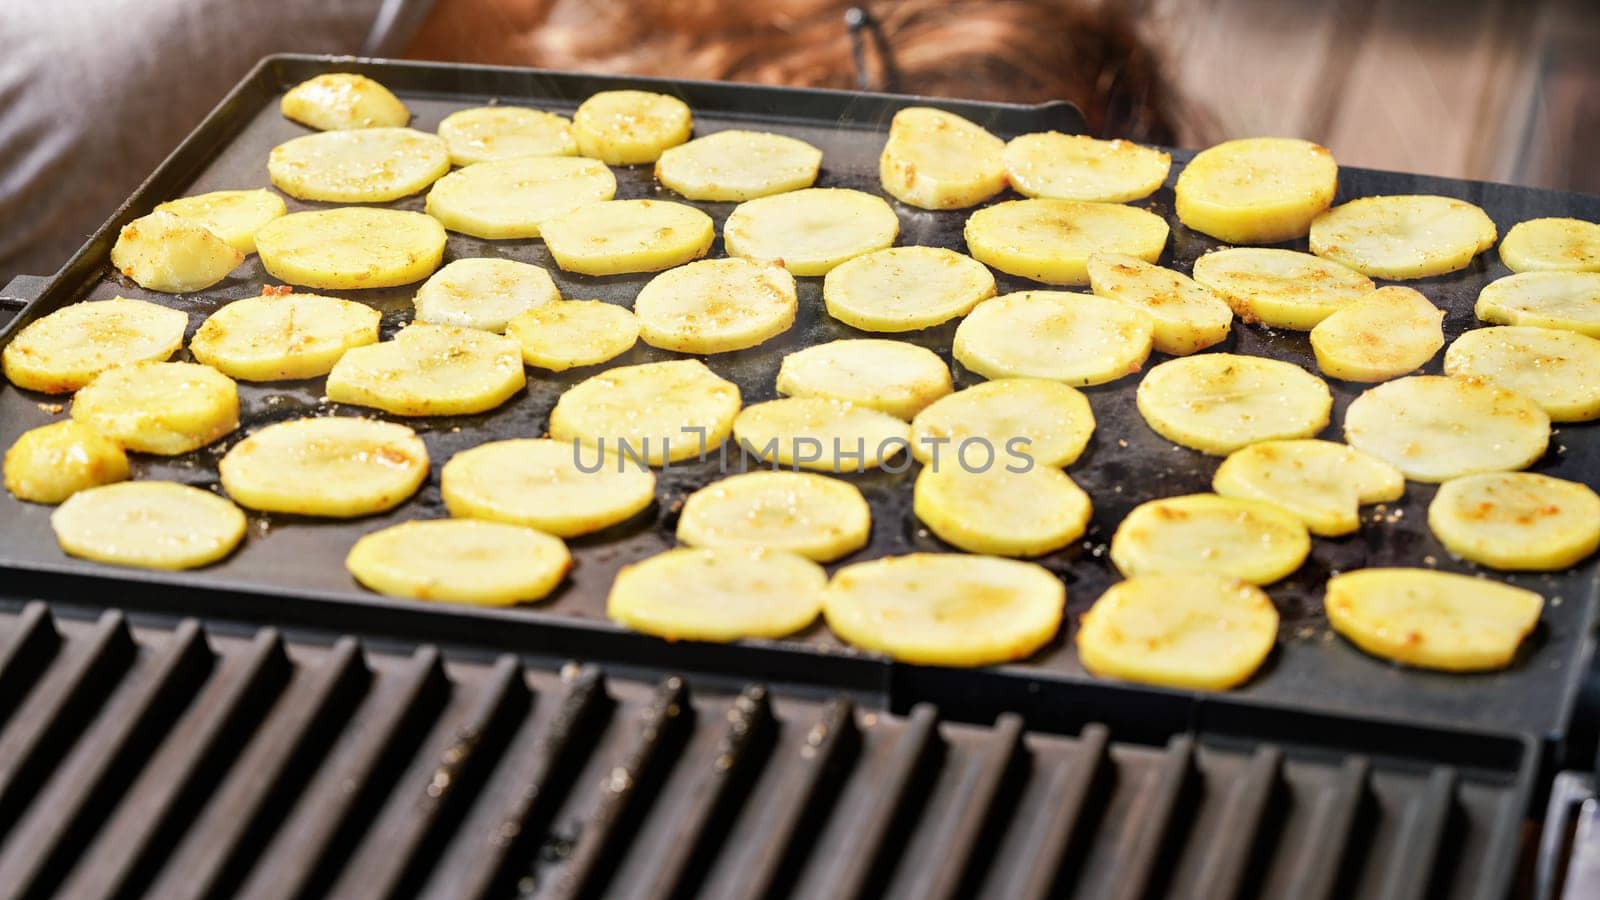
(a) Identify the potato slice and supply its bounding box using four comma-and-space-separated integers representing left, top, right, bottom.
1499, 217, 1600, 273
823, 246, 996, 333
1003, 132, 1171, 203
190, 292, 380, 381
609, 547, 825, 641
1077, 574, 1278, 690
424, 156, 616, 240
1309, 286, 1445, 382
71, 361, 238, 455
1476, 271, 1600, 337
256, 208, 446, 290
1110, 493, 1310, 585
541, 199, 713, 276
1429, 472, 1600, 571
436, 106, 577, 165
633, 258, 796, 353
1443, 325, 1600, 422
964, 198, 1168, 286
733, 398, 909, 472
676, 470, 869, 562
280, 73, 409, 131
1212, 439, 1404, 536
1174, 137, 1337, 243
1324, 569, 1542, 671
413, 258, 559, 333
4, 421, 129, 504
326, 323, 525, 417
910, 378, 1094, 468
1087, 253, 1232, 355
1310, 195, 1497, 279
777, 339, 951, 420
914, 465, 1091, 557
549, 359, 740, 466
347, 519, 570, 605
656, 130, 822, 201
110, 210, 244, 293
821, 553, 1064, 666
442, 438, 654, 537
1344, 375, 1549, 482
1136, 354, 1331, 455
154, 189, 286, 255
1191, 248, 1375, 331
506, 300, 639, 371
219, 417, 428, 517
723, 188, 899, 276
573, 90, 692, 165
52, 482, 245, 570
953, 291, 1153, 387
2, 298, 185, 394
268, 128, 448, 203
878, 107, 1006, 210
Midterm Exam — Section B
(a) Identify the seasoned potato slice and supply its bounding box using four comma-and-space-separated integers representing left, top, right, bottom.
1087, 253, 1232, 355
1212, 439, 1404, 536
413, 258, 559, 333
1476, 271, 1600, 337
821, 553, 1064, 666
326, 324, 525, 417
723, 188, 899, 276
110, 210, 244, 293
1003, 132, 1170, 203
914, 465, 1091, 557
347, 519, 570, 605
1443, 325, 1600, 422
1310, 195, 1496, 279
910, 378, 1094, 468
1174, 137, 1337, 244
190, 292, 380, 381
733, 398, 909, 472
1309, 286, 1445, 382
573, 90, 692, 165
1191, 248, 1374, 331
676, 471, 870, 562
823, 246, 995, 332
424, 156, 616, 240
436, 106, 577, 165
1077, 574, 1278, 690
268, 128, 448, 203
155, 189, 286, 255
656, 130, 822, 201
219, 417, 428, 517
964, 198, 1168, 286
1324, 569, 1542, 671
506, 300, 639, 371
4, 421, 129, 504
71, 361, 238, 455
1344, 375, 1549, 482
2, 298, 185, 394
878, 107, 1006, 210
634, 258, 797, 353
1110, 493, 1311, 585
777, 340, 951, 420
609, 547, 825, 641
256, 208, 446, 290
953, 291, 1153, 387
1136, 354, 1332, 455
1429, 472, 1600, 571
541, 199, 713, 276
280, 73, 409, 131
549, 360, 740, 466
1499, 217, 1600, 273
441, 438, 654, 537
52, 482, 245, 570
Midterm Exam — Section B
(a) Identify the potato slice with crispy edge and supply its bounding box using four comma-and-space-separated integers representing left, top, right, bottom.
823, 246, 996, 333
326, 324, 525, 417
910, 378, 1095, 468
1110, 493, 1311, 585
964, 198, 1168, 286
2, 298, 185, 394
777, 340, 951, 420
656, 130, 822, 201
1003, 132, 1170, 203
1343, 375, 1549, 483
110, 210, 244, 293
155, 189, 286, 255
51, 482, 245, 571
1475, 271, 1600, 337
1191, 247, 1375, 331
347, 519, 570, 606
507, 300, 639, 371
280, 73, 409, 131
573, 90, 692, 165
1429, 472, 1600, 571
71, 361, 238, 455
541, 199, 713, 276
424, 156, 616, 240
609, 547, 825, 641
914, 465, 1091, 557
733, 398, 910, 472
676, 470, 870, 562
1077, 574, 1278, 690
953, 291, 1153, 387
1174, 137, 1337, 244
4, 421, 129, 504
549, 359, 740, 467
1136, 354, 1331, 456
1309, 285, 1445, 382
723, 188, 899, 276
442, 438, 655, 537
256, 208, 446, 290
219, 416, 428, 518
1310, 195, 1497, 280
634, 258, 797, 354
1087, 253, 1232, 355
437, 106, 577, 165
1443, 325, 1600, 422
878, 107, 1007, 210
413, 258, 560, 333
1499, 217, 1600, 273
1212, 439, 1404, 537
1324, 568, 1542, 671
268, 128, 448, 203
190, 292, 380, 382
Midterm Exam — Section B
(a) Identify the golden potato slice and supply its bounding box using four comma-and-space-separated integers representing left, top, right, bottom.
1212, 439, 1404, 536
541, 199, 713, 276
878, 107, 1006, 210
424, 156, 616, 240
71, 361, 238, 455
777, 340, 951, 420
436, 106, 577, 165
1003, 132, 1170, 203
154, 189, 286, 255
633, 258, 796, 353
280, 73, 409, 131
734, 398, 909, 472
413, 258, 559, 333
1077, 574, 1278, 690
1174, 137, 1337, 244
821, 553, 1064, 666
609, 547, 825, 641
953, 291, 1153, 387
4, 421, 129, 504
723, 188, 899, 276
441, 438, 654, 537
1110, 493, 1310, 585
1499, 217, 1600, 273
219, 416, 428, 517
110, 210, 244, 293
1191, 248, 1375, 331
676, 470, 870, 562
1429, 472, 1600, 571
190, 292, 380, 381
1476, 271, 1600, 337
1086, 253, 1232, 355
1344, 375, 1549, 482
267, 128, 448, 203
347, 519, 570, 605
326, 323, 525, 417
655, 129, 822, 201
910, 378, 1094, 468
1443, 325, 1600, 422
914, 465, 1091, 557
1310, 195, 1497, 280
823, 246, 996, 333
506, 300, 639, 371
549, 359, 740, 466
1136, 354, 1332, 455
52, 482, 245, 570
2, 298, 186, 394
1324, 568, 1542, 671
1309, 285, 1445, 382
964, 198, 1169, 286
573, 90, 692, 165
256, 208, 446, 290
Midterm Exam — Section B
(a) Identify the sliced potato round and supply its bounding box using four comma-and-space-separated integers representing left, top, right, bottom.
506, 300, 639, 371
1443, 325, 1600, 422
442, 438, 655, 537
953, 291, 1153, 387
1190, 248, 1374, 331
1429, 472, 1600, 571
549, 359, 740, 466
326, 323, 525, 417
676, 470, 870, 562
424, 156, 616, 240
1324, 568, 1542, 671
1086, 253, 1232, 355
1077, 574, 1278, 690
723, 188, 899, 277
776, 340, 951, 420
413, 258, 559, 333
910, 378, 1095, 468
821, 553, 1064, 666
822, 246, 996, 333
609, 547, 825, 641
436, 106, 577, 165
1310, 195, 1497, 279
280, 73, 409, 131
71, 361, 238, 455
2, 298, 186, 394
154, 189, 286, 255
733, 398, 910, 472
190, 292, 380, 381
256, 208, 446, 290
964, 198, 1168, 286
633, 258, 796, 353
218, 416, 428, 517
1476, 271, 1600, 337
878, 107, 1006, 210
347, 519, 570, 605
1343, 375, 1550, 482
573, 90, 692, 165
1499, 217, 1600, 273
1174, 137, 1337, 244
110, 210, 244, 293
655, 129, 822, 201
1136, 354, 1331, 455
1110, 493, 1310, 585
1309, 285, 1445, 382
541, 199, 713, 276
914, 465, 1091, 557
1003, 132, 1170, 203
1212, 439, 1404, 536
267, 127, 448, 203
51, 482, 245, 570
4, 421, 130, 504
